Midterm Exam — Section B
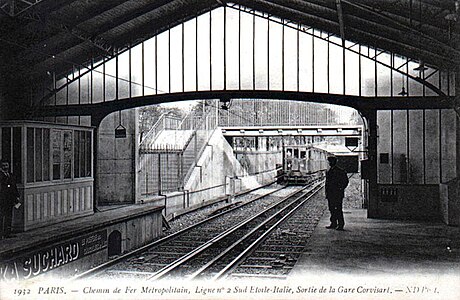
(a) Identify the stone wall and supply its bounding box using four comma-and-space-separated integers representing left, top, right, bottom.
97, 109, 139, 204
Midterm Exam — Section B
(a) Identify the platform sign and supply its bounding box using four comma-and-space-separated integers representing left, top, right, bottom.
0, 230, 107, 281
345, 137, 359, 147
115, 124, 127, 138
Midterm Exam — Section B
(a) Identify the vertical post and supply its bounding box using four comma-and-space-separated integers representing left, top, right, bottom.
238, 6, 241, 90
267, 15, 270, 90
155, 35, 158, 95
342, 40, 346, 95
358, 45, 362, 97
253, 11, 256, 90
195, 14, 199, 91
374, 48, 378, 97
390, 52, 393, 97
209, 8, 212, 90
182, 23, 185, 93
364, 109, 379, 218
142, 42, 145, 96
297, 23, 300, 92
168, 29, 171, 94
282, 19, 285, 91
102, 58, 106, 102
158, 153, 161, 195
224, 5, 227, 90
91, 114, 104, 213
312, 31, 315, 92
129, 46, 132, 99
115, 50, 119, 100
327, 34, 330, 93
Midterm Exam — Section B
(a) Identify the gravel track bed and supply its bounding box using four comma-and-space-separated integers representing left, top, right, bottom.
228, 186, 327, 278
167, 184, 294, 234
95, 185, 303, 279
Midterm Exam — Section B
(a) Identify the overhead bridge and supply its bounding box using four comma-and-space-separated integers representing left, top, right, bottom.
221, 125, 363, 137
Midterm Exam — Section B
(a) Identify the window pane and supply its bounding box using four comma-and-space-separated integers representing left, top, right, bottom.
63, 130, 72, 179
52, 130, 61, 180
43, 129, 50, 181
86, 131, 91, 177
74, 131, 80, 178
27, 128, 34, 183
35, 128, 42, 182
12, 127, 22, 183
80, 131, 86, 177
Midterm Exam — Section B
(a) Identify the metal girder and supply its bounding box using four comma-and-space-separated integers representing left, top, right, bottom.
232, 0, 457, 67
350, 0, 452, 31
30, 90, 454, 119
21, 12, 115, 58
221, 125, 363, 137
341, 0, 456, 56
336, 0, 345, 45
33, 1, 450, 108
0, 0, 44, 17
228, 4, 447, 95
28, 1, 216, 80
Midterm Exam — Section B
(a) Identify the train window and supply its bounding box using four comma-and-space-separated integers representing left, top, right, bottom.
27, 128, 34, 182
43, 129, 50, 181
300, 151, 306, 158
293, 149, 299, 158
52, 130, 62, 180
35, 128, 43, 182
63, 130, 72, 179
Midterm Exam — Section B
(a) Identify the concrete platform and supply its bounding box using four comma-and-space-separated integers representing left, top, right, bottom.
292, 209, 460, 276
287, 209, 460, 300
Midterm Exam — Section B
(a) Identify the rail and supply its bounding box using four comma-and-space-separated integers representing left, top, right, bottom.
147, 181, 323, 280
71, 185, 286, 280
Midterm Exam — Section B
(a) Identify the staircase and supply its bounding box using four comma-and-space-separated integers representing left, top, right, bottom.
139, 101, 219, 197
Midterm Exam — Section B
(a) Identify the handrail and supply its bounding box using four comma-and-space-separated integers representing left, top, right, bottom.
140, 113, 181, 146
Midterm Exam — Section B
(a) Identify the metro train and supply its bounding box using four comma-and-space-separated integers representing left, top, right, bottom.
279, 144, 330, 184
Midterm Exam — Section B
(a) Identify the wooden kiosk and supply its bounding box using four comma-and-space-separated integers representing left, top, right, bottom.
0, 121, 94, 232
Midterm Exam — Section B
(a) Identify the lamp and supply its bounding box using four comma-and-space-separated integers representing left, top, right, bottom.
115, 110, 127, 138
413, 0, 428, 74
398, 86, 408, 96
413, 60, 428, 72
398, 71, 407, 96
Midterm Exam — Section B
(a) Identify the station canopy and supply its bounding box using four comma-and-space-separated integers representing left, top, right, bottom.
1, 0, 459, 91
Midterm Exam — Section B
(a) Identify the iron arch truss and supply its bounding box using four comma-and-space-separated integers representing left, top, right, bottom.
33, 4, 455, 119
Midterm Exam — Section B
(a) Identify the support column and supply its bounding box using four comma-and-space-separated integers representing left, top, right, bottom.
91, 113, 104, 213
362, 109, 379, 218
454, 71, 460, 225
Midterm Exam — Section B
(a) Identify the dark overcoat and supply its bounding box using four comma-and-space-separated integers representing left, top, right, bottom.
0, 172, 20, 211
325, 166, 349, 201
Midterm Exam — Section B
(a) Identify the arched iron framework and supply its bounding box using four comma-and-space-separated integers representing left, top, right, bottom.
33, 4, 454, 121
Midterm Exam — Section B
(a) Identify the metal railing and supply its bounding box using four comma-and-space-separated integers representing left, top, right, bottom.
140, 114, 181, 149
139, 101, 219, 197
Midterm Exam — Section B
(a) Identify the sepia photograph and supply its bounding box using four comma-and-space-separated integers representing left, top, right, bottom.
0, 1, 459, 299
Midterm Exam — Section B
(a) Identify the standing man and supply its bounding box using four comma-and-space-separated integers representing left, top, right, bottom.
325, 156, 349, 231
0, 159, 20, 239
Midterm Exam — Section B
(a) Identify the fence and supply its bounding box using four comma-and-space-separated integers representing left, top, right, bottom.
139, 101, 219, 197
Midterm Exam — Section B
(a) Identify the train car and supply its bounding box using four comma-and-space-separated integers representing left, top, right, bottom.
281, 144, 329, 184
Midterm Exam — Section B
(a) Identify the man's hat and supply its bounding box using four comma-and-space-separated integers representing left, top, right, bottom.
327, 156, 337, 164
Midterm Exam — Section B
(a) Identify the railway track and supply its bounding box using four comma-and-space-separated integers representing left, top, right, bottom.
73, 184, 291, 279
74, 181, 324, 281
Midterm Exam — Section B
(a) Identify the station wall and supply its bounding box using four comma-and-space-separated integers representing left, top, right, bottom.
97, 109, 139, 205
142, 129, 280, 220
376, 108, 458, 224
